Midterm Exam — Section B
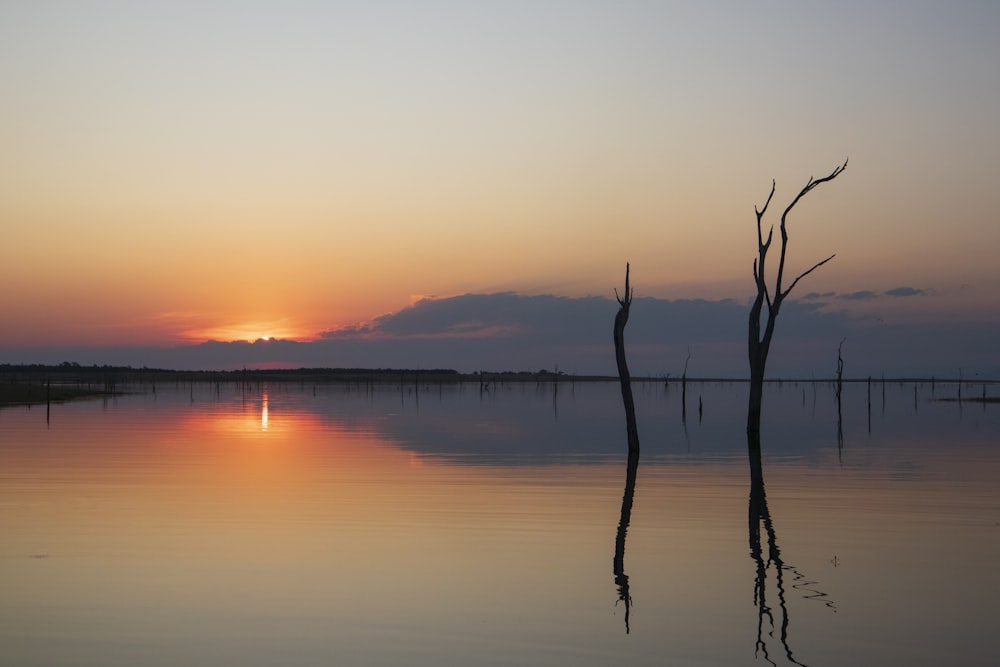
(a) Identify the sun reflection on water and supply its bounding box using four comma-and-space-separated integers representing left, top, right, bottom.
261, 390, 269, 431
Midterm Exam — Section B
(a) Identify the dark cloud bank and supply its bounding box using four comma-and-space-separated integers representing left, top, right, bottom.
3, 292, 997, 378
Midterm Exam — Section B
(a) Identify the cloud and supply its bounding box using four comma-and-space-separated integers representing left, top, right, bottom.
807, 288, 929, 302
94, 294, 846, 375
884, 286, 927, 298
840, 290, 878, 301
4, 292, 997, 378
319, 292, 761, 348
321, 293, 587, 341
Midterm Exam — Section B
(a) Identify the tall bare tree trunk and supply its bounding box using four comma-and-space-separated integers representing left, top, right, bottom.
747, 161, 846, 435
614, 263, 639, 455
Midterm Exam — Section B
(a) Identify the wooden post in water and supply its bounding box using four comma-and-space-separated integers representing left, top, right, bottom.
836, 338, 845, 405
867, 376, 872, 434
681, 348, 690, 424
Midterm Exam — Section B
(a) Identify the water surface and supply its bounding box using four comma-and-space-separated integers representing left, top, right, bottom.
1, 381, 998, 666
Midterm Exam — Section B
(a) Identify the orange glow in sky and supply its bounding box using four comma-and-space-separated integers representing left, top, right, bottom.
1, 3, 999, 353
183, 322, 312, 344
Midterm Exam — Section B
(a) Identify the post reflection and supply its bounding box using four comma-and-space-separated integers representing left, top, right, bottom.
748, 434, 834, 666
613, 447, 640, 634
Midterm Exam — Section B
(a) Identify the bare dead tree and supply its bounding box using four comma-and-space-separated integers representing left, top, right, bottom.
681, 346, 691, 423
836, 338, 846, 403
836, 338, 846, 461
614, 263, 640, 456
748, 160, 847, 436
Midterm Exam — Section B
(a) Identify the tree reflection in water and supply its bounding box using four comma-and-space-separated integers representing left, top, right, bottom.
613, 447, 640, 634
748, 433, 835, 666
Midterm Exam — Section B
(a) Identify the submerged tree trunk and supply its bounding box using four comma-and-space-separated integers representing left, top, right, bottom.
748, 366, 765, 435
614, 263, 639, 456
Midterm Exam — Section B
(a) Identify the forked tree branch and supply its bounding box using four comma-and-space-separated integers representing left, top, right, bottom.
755, 181, 777, 310
755, 180, 776, 248
775, 159, 847, 297
615, 262, 633, 308
780, 160, 848, 229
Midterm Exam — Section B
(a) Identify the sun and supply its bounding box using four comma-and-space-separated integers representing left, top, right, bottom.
182, 321, 312, 343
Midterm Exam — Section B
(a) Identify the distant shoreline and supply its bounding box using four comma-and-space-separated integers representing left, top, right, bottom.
2, 363, 996, 408
2, 363, 996, 387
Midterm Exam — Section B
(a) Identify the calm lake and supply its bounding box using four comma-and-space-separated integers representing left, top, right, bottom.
1, 379, 998, 666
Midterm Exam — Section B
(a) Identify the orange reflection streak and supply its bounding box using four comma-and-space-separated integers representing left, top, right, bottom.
261, 391, 269, 431
182, 393, 315, 440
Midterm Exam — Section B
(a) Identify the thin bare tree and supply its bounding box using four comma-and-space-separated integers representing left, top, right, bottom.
614, 263, 639, 456
748, 160, 847, 436
836, 338, 846, 460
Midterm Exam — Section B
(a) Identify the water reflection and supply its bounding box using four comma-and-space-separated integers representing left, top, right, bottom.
3, 382, 1000, 666
613, 448, 640, 634
261, 389, 269, 431
748, 434, 835, 666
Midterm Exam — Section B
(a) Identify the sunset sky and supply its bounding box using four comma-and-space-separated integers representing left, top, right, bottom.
2, 2, 999, 375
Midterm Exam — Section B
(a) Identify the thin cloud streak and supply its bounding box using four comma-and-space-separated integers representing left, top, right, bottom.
884, 286, 927, 298
840, 290, 878, 301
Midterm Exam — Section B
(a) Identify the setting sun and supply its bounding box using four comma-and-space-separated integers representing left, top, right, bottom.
183, 322, 311, 343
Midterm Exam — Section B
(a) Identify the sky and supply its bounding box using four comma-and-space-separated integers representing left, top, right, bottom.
2, 1, 999, 376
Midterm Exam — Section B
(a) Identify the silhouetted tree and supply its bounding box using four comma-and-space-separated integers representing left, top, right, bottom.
748, 161, 847, 435
614, 263, 639, 455
613, 263, 642, 632
835, 338, 846, 404
681, 347, 691, 422
836, 338, 846, 459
